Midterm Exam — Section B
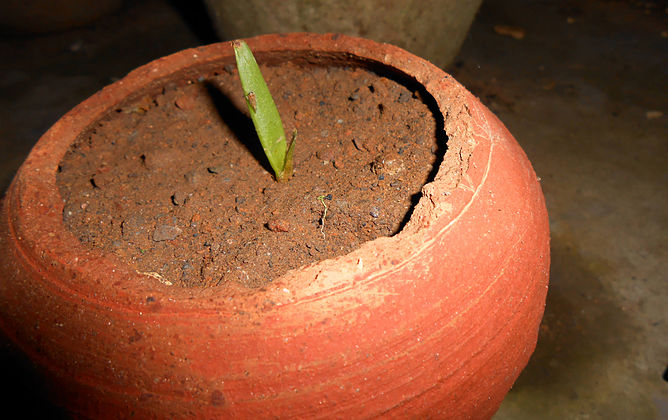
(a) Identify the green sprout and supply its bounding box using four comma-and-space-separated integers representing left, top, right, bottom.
232, 40, 295, 182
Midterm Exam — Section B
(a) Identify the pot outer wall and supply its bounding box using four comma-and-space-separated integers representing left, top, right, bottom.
203, 0, 482, 68
0, 34, 549, 418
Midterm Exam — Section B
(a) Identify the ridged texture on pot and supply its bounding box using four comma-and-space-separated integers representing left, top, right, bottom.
0, 34, 549, 419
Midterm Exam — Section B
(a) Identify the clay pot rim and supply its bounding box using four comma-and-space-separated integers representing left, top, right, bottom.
7, 33, 487, 311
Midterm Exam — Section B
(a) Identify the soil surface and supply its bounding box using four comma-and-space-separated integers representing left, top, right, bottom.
57, 63, 445, 288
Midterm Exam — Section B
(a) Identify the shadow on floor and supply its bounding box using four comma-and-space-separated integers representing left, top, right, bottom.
508, 229, 634, 398
0, 337, 68, 418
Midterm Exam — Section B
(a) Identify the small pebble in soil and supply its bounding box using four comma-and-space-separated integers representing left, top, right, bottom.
266, 219, 290, 232
181, 262, 195, 280
153, 225, 182, 241
172, 190, 189, 206
207, 165, 225, 174
370, 207, 380, 218
316, 149, 335, 162
397, 91, 412, 103
121, 215, 148, 240
62, 203, 81, 223
174, 94, 197, 110
370, 159, 384, 174
184, 170, 203, 185
143, 149, 179, 171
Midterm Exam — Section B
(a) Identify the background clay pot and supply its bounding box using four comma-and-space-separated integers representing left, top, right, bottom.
0, 33, 549, 418
0, 0, 123, 35
203, 0, 482, 68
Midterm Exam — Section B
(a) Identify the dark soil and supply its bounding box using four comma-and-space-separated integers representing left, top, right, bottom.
57, 62, 445, 288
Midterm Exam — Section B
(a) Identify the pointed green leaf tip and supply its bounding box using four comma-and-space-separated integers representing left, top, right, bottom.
232, 40, 295, 182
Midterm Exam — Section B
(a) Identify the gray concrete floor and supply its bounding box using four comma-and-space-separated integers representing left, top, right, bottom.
0, 0, 666, 418
453, 2, 668, 418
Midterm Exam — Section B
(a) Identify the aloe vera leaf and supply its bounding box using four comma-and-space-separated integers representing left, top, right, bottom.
232, 40, 291, 181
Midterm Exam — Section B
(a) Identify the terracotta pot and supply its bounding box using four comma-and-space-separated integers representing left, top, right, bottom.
0, 33, 549, 418
203, 0, 482, 68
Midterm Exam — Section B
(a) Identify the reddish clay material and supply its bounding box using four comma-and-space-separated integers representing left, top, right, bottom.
0, 34, 549, 418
